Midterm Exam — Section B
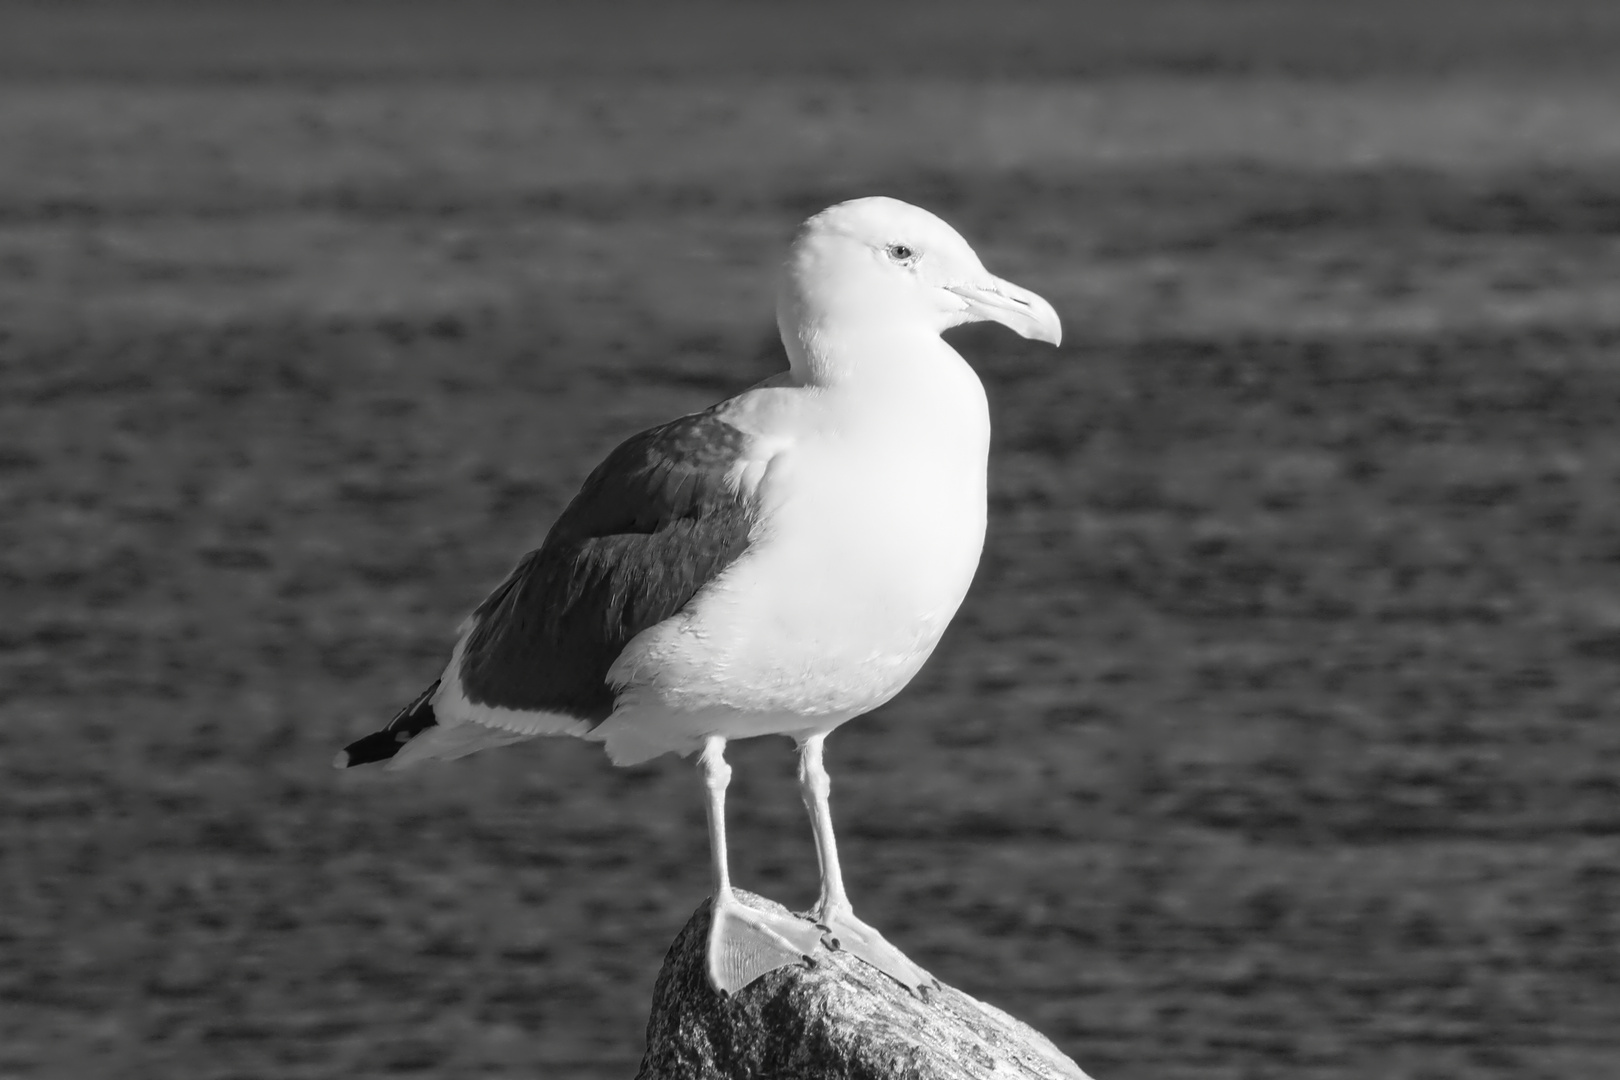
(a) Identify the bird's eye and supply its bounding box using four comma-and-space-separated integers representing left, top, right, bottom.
886, 244, 917, 263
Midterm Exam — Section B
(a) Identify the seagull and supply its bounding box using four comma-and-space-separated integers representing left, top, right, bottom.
336, 196, 1061, 996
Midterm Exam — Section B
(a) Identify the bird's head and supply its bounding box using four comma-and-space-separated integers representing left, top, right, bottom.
777, 197, 1061, 371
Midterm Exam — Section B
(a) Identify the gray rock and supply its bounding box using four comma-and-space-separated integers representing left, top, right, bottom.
636, 891, 1095, 1080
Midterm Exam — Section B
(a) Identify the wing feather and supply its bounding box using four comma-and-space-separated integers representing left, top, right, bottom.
455, 407, 761, 723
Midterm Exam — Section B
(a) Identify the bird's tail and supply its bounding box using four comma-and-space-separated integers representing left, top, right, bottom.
334, 680, 441, 769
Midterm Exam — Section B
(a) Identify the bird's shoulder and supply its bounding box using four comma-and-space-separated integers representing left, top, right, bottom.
548, 389, 793, 543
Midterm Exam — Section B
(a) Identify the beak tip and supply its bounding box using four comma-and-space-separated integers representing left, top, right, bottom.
1030, 323, 1062, 347
1021, 304, 1062, 347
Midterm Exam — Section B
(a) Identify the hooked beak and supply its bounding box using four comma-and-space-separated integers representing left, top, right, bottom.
947, 276, 1062, 346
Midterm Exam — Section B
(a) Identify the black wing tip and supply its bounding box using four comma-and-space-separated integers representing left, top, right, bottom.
336, 679, 443, 770
334, 729, 409, 769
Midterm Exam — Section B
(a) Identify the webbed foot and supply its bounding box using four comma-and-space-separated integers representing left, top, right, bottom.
817, 907, 940, 998
706, 891, 826, 995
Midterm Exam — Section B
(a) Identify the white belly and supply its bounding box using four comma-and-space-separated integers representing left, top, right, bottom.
595, 358, 990, 763
719, 431, 988, 708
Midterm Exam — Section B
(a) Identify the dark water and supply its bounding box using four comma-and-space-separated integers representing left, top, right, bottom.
3, 3, 1619, 1078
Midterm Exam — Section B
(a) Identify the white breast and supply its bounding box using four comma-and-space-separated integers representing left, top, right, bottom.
605, 341, 990, 742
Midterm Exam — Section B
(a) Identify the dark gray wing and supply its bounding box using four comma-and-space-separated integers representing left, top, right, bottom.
457, 408, 756, 722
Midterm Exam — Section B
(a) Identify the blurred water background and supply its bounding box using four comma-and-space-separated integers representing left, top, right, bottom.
3, 2, 1619, 1077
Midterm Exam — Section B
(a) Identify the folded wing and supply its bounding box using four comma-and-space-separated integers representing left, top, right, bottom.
338, 407, 766, 769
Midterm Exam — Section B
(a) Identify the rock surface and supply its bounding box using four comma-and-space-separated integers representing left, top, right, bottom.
636, 891, 1094, 1080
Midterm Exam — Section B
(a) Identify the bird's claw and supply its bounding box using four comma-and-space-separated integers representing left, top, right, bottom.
813, 908, 938, 998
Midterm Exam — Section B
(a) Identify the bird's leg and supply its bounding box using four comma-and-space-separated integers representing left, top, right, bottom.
797, 733, 940, 997
700, 735, 825, 995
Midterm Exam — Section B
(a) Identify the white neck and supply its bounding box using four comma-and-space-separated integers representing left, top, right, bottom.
777, 307, 957, 390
